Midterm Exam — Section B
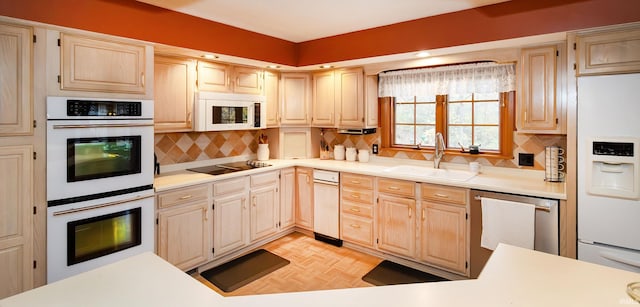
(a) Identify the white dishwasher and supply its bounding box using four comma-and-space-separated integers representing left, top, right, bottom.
313, 170, 342, 246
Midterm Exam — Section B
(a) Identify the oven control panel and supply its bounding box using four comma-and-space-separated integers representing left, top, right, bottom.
67, 100, 142, 117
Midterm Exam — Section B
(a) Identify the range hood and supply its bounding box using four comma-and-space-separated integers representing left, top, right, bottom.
337, 128, 376, 135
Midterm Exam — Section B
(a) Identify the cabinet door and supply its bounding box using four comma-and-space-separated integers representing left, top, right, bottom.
0, 145, 33, 299
280, 168, 296, 229
60, 33, 146, 94
250, 185, 279, 242
364, 75, 379, 128
336, 68, 364, 128
577, 27, 640, 76
157, 202, 209, 270
264, 71, 280, 127
341, 214, 374, 247
295, 167, 314, 230
518, 45, 558, 132
312, 71, 335, 127
153, 56, 195, 132
213, 193, 247, 256
197, 61, 231, 92
280, 73, 310, 125
419, 201, 467, 274
233, 66, 263, 94
377, 194, 416, 258
0, 24, 32, 136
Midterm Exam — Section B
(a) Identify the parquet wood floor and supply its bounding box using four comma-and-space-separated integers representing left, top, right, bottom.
194, 232, 382, 296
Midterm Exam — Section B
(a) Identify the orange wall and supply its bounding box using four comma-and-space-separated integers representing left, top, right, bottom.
1, 0, 639, 66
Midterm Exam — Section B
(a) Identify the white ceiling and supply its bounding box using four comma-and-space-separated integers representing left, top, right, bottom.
137, 0, 511, 43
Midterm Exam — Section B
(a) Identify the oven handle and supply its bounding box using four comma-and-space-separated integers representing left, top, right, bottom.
52, 195, 154, 216
52, 123, 154, 129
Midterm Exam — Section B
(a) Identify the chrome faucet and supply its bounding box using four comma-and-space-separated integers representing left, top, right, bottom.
434, 132, 445, 169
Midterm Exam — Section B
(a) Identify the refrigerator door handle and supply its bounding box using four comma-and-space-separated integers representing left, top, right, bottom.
600, 250, 640, 269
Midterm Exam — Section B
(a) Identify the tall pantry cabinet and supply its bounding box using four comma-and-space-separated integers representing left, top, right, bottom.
0, 22, 35, 299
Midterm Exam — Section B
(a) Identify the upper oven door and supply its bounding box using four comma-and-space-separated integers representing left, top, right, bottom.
46, 119, 154, 205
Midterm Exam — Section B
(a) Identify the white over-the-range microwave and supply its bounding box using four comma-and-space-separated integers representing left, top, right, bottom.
194, 92, 266, 131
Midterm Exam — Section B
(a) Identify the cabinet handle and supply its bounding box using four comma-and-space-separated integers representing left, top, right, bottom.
350, 224, 361, 229
388, 186, 400, 190
351, 194, 360, 199
140, 72, 145, 87
433, 193, 449, 198
350, 208, 360, 212
253, 196, 257, 207
409, 207, 413, 218
422, 208, 425, 220
350, 180, 361, 184
204, 208, 208, 221
242, 197, 246, 209
179, 195, 192, 200
306, 175, 310, 184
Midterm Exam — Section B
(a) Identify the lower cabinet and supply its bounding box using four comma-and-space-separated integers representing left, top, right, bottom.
279, 167, 296, 230
419, 184, 469, 275
377, 193, 416, 258
295, 167, 314, 230
213, 177, 249, 257
156, 184, 211, 271
249, 171, 280, 242
340, 173, 375, 247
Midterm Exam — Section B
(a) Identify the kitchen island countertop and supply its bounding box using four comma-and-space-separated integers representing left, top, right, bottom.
2, 244, 637, 306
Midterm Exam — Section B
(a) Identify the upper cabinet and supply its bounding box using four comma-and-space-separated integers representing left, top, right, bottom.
60, 33, 147, 94
154, 55, 196, 132
312, 70, 336, 126
280, 73, 311, 126
264, 70, 280, 127
197, 61, 263, 94
336, 68, 365, 128
0, 23, 32, 136
576, 26, 640, 76
517, 43, 566, 134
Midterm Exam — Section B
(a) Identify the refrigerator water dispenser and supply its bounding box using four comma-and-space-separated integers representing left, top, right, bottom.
587, 138, 640, 199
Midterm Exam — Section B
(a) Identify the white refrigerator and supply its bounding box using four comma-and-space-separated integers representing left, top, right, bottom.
577, 73, 640, 272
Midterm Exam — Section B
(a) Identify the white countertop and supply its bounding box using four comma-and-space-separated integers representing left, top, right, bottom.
3, 244, 637, 306
154, 157, 566, 199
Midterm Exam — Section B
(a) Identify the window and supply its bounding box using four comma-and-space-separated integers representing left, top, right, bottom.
379, 62, 515, 157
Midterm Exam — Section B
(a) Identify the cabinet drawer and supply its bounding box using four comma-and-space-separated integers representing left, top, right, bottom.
377, 178, 415, 198
341, 186, 374, 204
341, 214, 374, 247
251, 171, 279, 188
214, 177, 247, 197
341, 200, 373, 218
157, 185, 208, 209
421, 184, 468, 205
341, 173, 374, 189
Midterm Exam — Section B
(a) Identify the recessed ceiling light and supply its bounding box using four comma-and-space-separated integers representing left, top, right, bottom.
267, 65, 280, 69
320, 65, 333, 69
416, 51, 431, 58
202, 54, 218, 59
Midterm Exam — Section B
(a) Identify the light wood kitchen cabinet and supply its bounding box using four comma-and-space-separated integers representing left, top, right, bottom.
279, 168, 296, 230
341, 173, 375, 247
377, 178, 416, 258
0, 23, 32, 136
213, 177, 249, 257
197, 61, 262, 94
295, 167, 314, 230
264, 70, 280, 127
280, 73, 311, 126
312, 70, 335, 126
336, 68, 365, 128
0, 145, 33, 299
419, 184, 469, 275
576, 26, 640, 76
249, 171, 280, 242
156, 184, 211, 271
60, 33, 146, 94
153, 55, 196, 132
517, 44, 566, 134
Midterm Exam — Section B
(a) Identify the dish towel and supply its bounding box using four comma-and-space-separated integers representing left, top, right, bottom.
481, 197, 535, 251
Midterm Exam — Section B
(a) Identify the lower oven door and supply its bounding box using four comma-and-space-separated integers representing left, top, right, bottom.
47, 190, 154, 282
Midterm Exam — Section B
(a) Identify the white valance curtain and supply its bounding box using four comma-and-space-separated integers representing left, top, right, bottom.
378, 62, 516, 98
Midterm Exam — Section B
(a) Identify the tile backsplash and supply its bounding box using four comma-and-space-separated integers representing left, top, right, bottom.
155, 128, 566, 171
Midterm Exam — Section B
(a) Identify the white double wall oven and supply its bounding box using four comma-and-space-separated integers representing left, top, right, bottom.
46, 96, 155, 282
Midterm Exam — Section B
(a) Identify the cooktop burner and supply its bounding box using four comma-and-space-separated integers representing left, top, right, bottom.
187, 160, 272, 176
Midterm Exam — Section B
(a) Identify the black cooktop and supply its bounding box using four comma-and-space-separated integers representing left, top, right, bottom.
187, 161, 271, 176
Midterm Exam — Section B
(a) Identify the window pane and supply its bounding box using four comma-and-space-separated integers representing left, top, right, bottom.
395, 125, 415, 145
416, 103, 435, 124
417, 125, 435, 146
448, 93, 472, 101
475, 126, 499, 150
448, 126, 472, 147
474, 102, 499, 124
448, 102, 472, 124
475, 92, 499, 100
395, 104, 414, 124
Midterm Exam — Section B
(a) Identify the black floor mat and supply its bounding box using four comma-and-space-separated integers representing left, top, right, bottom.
200, 249, 290, 292
362, 260, 448, 286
